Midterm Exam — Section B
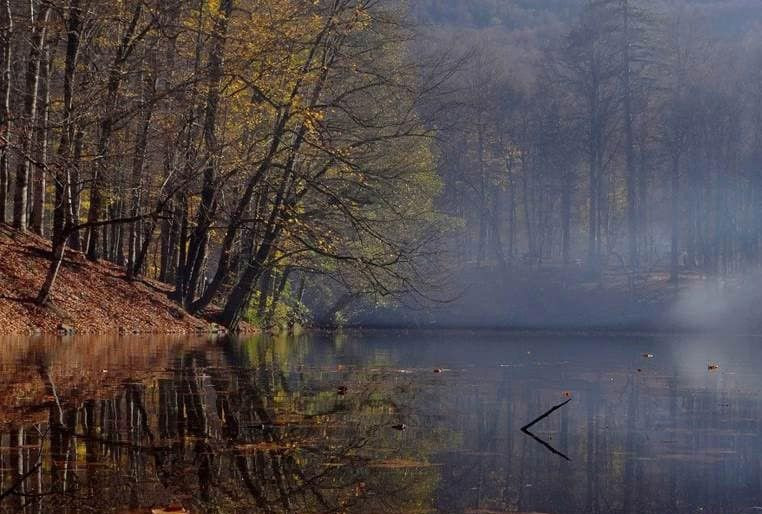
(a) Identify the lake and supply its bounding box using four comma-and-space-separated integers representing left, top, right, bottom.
0, 332, 761, 513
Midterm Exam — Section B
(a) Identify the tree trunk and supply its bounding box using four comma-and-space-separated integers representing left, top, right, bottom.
190, 38, 331, 314
562, 171, 572, 266
171, 1, 205, 301
264, 268, 291, 329
67, 128, 83, 249
131, 218, 156, 279
110, 199, 124, 264
0, 0, 12, 224
13, 1, 50, 231
85, 3, 144, 261
476, 122, 487, 266
172, 192, 189, 301
181, 0, 234, 306
188, 108, 288, 314
637, 137, 649, 265
256, 269, 273, 322
53, 0, 82, 246
491, 186, 508, 271
127, 70, 154, 279
159, 200, 173, 282
587, 135, 600, 276
30, 42, 49, 235
287, 273, 305, 332
521, 158, 534, 260
219, 228, 279, 330
508, 159, 515, 263
622, 0, 638, 271
36, 234, 67, 305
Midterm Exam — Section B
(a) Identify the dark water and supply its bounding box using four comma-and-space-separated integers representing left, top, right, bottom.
0, 332, 761, 513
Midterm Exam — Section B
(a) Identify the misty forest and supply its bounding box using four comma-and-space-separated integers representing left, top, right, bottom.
1, 0, 762, 332
2, 1, 762, 513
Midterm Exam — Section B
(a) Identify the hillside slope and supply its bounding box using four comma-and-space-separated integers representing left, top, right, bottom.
0, 224, 214, 334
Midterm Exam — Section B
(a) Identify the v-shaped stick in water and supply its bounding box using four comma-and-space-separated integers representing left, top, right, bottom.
520, 398, 572, 461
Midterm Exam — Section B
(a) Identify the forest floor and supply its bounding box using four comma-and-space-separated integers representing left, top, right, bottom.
0, 224, 247, 335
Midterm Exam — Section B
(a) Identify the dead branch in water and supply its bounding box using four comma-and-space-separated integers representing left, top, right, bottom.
521, 398, 572, 461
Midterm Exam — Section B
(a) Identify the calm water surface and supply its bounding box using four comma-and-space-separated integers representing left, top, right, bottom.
0, 332, 761, 513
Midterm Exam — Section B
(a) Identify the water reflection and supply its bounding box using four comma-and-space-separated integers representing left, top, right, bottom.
0, 333, 761, 513
520, 398, 572, 461
0, 335, 441, 513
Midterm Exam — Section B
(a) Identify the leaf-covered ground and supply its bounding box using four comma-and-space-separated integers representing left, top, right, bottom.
0, 224, 216, 334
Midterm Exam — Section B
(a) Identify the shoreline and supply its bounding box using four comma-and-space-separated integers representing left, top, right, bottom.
330, 323, 762, 338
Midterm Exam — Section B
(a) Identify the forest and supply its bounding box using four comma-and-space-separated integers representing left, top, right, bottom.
421, 0, 762, 277
3, 3, 762, 511
2, 0, 762, 331
0, 0, 446, 331
400, 0, 762, 329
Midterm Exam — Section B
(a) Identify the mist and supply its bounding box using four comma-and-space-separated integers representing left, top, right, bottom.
3, 3, 762, 511
1, 0, 761, 333
342, 0, 762, 332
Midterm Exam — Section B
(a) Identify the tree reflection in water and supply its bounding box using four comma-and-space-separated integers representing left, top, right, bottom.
3, 333, 762, 513
0, 335, 443, 513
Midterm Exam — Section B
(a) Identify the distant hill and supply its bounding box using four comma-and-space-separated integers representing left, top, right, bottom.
410, 0, 578, 29
411, 0, 762, 35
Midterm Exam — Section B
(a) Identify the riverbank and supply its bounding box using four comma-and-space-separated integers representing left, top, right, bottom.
0, 224, 244, 335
